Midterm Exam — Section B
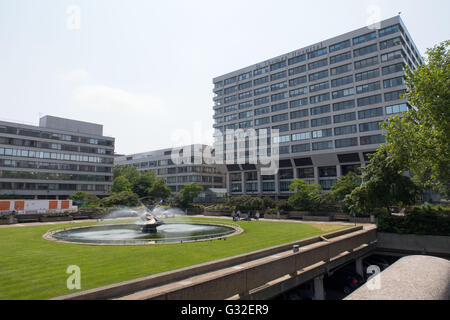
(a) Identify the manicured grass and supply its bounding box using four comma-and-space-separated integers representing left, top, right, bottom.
0, 217, 346, 299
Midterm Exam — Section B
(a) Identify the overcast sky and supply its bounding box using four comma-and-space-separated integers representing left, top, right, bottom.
0, 0, 449, 154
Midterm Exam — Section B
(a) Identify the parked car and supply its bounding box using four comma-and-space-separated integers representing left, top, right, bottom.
324, 270, 364, 295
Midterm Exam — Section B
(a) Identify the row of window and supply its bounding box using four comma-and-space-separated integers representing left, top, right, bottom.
0, 147, 114, 164
0, 126, 114, 147
165, 175, 223, 184
0, 159, 112, 173
0, 170, 111, 182
0, 182, 108, 192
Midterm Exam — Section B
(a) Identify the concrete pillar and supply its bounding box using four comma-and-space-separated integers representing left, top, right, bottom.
227, 173, 232, 196
313, 275, 325, 300
336, 165, 342, 178
356, 258, 364, 279
241, 172, 245, 194
293, 166, 298, 180
314, 167, 320, 185
274, 172, 280, 200
257, 169, 262, 197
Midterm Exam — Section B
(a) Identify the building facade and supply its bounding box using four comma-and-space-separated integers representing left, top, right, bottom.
0, 116, 115, 199
212, 16, 422, 198
114, 144, 226, 193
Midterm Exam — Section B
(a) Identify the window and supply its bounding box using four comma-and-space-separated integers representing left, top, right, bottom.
309, 81, 329, 93
239, 101, 253, 109
335, 137, 358, 148
311, 116, 332, 127
308, 70, 328, 82
254, 76, 269, 86
271, 92, 288, 102
329, 39, 351, 53
384, 89, 406, 102
255, 117, 270, 126
379, 24, 402, 37
331, 75, 353, 88
298, 167, 314, 178
383, 77, 405, 88
224, 114, 237, 122
239, 120, 253, 128
239, 72, 252, 81
310, 93, 330, 104
273, 135, 290, 144
288, 54, 306, 65
359, 121, 382, 132
272, 113, 289, 123
292, 132, 310, 141
381, 50, 405, 63
272, 123, 289, 132
354, 56, 378, 69
290, 98, 308, 108
334, 124, 357, 136
255, 106, 270, 116
353, 31, 377, 45
271, 71, 287, 81
308, 58, 328, 70
308, 47, 327, 59
214, 81, 223, 89
358, 107, 383, 119
254, 96, 270, 106
320, 179, 337, 190
224, 95, 237, 103
271, 81, 288, 91
271, 102, 288, 112
288, 65, 307, 76
292, 143, 310, 153
224, 86, 238, 95
332, 87, 354, 99
312, 128, 332, 139
254, 86, 269, 96
224, 76, 237, 85
270, 60, 286, 71
310, 104, 330, 115
382, 63, 404, 75
215, 108, 224, 116
330, 51, 352, 64
239, 110, 253, 119
380, 37, 403, 50
360, 134, 386, 145
355, 68, 380, 82
291, 120, 309, 130
330, 63, 352, 76
312, 140, 333, 150
357, 94, 382, 107
334, 112, 356, 123
289, 75, 307, 87
239, 81, 252, 90
254, 66, 269, 76
353, 43, 378, 57
386, 103, 408, 115
333, 99, 355, 111
239, 91, 252, 99
291, 109, 309, 119
262, 182, 275, 192
289, 87, 307, 97
356, 81, 381, 94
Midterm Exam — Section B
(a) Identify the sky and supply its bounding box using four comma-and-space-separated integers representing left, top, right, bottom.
0, 0, 449, 155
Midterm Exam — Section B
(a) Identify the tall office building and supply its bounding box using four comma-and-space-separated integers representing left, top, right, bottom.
114, 144, 226, 193
212, 16, 422, 198
0, 116, 115, 199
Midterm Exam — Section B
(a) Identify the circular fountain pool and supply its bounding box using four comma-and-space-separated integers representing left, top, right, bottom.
46, 223, 240, 245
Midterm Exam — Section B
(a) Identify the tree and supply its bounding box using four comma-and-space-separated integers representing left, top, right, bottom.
178, 183, 203, 208
229, 195, 263, 212
288, 179, 321, 211
110, 175, 132, 193
148, 178, 172, 200
132, 171, 157, 198
101, 191, 139, 207
344, 151, 420, 215
69, 191, 100, 207
381, 41, 450, 196
113, 165, 140, 185
331, 172, 361, 208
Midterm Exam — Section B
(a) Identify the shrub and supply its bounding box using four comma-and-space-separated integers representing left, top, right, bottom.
276, 200, 293, 212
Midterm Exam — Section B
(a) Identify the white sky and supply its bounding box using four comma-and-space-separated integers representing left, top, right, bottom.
0, 0, 449, 154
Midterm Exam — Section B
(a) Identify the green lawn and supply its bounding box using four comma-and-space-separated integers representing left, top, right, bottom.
0, 217, 346, 299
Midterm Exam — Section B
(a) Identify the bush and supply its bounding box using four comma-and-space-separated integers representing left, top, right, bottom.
210, 205, 235, 213
262, 197, 276, 209
101, 191, 139, 208
228, 196, 263, 212
377, 207, 450, 236
276, 200, 293, 212
264, 208, 279, 215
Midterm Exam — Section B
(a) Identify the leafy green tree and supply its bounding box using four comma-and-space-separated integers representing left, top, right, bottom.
113, 165, 140, 185
101, 191, 139, 207
69, 191, 100, 207
228, 195, 263, 212
110, 175, 132, 193
262, 196, 276, 210
344, 151, 420, 215
148, 178, 172, 200
381, 40, 450, 196
178, 183, 203, 208
288, 179, 321, 211
132, 170, 157, 198
331, 172, 361, 212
